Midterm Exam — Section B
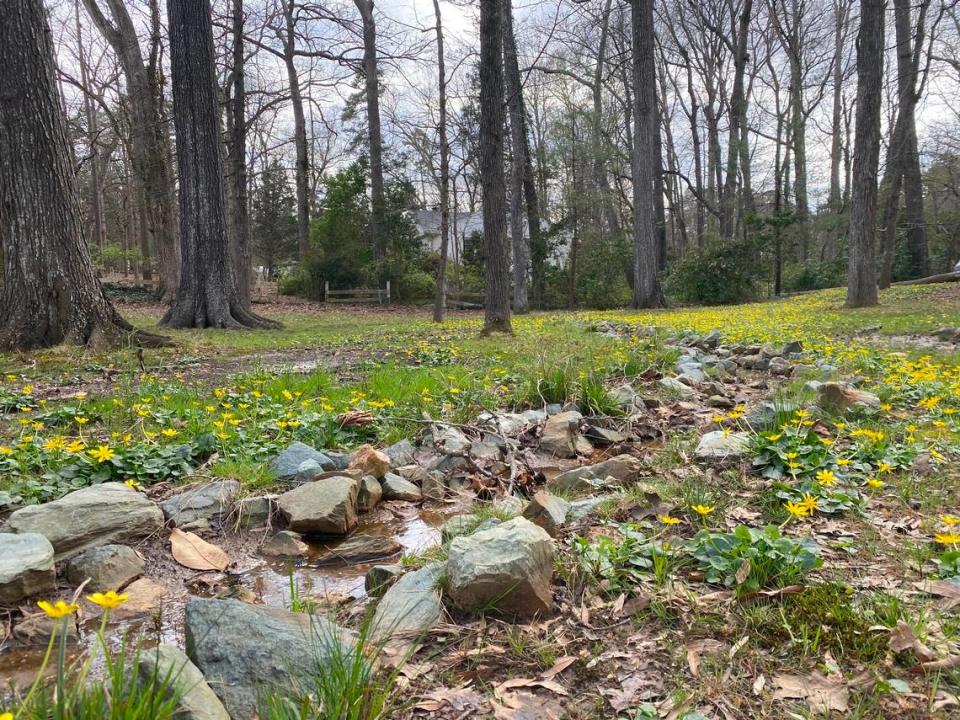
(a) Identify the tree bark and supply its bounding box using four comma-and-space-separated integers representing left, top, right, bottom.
479, 0, 512, 334
630, 0, 664, 308
431, 0, 450, 323
720, 0, 753, 240
846, 0, 884, 308
354, 0, 387, 273
82, 0, 179, 302
0, 0, 168, 350
162, 0, 278, 329
227, 0, 252, 309
828, 0, 850, 212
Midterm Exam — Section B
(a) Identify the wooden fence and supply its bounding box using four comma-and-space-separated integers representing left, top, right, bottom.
445, 290, 484, 309
324, 281, 391, 304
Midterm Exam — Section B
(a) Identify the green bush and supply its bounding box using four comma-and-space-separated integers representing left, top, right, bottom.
663, 238, 763, 305
782, 259, 846, 292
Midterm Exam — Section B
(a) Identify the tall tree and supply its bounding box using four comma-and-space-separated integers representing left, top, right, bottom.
846, 0, 884, 308
354, 0, 387, 273
630, 0, 664, 308
226, 0, 253, 309
162, 0, 277, 329
431, 0, 451, 323
0, 0, 167, 350
479, 0, 512, 334
82, 0, 179, 302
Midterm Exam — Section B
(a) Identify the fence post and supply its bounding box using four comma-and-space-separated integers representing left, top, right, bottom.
324, 280, 329, 302
386, 280, 391, 305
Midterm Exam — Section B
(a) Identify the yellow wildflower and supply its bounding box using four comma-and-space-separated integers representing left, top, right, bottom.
691, 504, 715, 517
785, 500, 811, 519
658, 515, 681, 525
942, 515, 960, 526
37, 600, 79, 619
865, 478, 885, 489
88, 445, 115, 463
87, 591, 128, 609
816, 469, 837, 486
934, 532, 960, 546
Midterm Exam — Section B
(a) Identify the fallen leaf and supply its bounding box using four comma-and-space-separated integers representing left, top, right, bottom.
414, 685, 485, 713
539, 655, 577, 680
686, 638, 726, 677
914, 579, 960, 611
752, 674, 766, 695
889, 622, 937, 662
494, 678, 567, 699
735, 558, 752, 585
491, 691, 563, 719
170, 528, 229, 571
773, 673, 848, 713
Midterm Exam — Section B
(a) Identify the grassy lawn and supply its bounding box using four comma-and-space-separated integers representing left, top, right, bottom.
3, 284, 960, 717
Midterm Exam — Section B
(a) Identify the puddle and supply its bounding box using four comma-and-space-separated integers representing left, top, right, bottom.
0, 507, 447, 687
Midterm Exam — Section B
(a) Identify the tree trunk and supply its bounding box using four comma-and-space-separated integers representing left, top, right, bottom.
281, 0, 311, 260
0, 0, 168, 350
630, 0, 664, 308
228, 0, 252, 309
503, 0, 530, 313
846, 0, 884, 308
355, 0, 387, 273
74, 0, 107, 252
162, 0, 278, 329
720, 0, 753, 240
479, 0, 512, 334
431, 0, 450, 323
828, 0, 849, 212
82, 0, 179, 303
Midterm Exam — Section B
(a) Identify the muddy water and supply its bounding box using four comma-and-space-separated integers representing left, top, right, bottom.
0, 507, 448, 687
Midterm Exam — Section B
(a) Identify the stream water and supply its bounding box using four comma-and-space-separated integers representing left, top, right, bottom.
0, 507, 448, 688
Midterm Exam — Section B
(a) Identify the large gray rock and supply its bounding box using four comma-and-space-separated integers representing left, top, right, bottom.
64, 544, 143, 591
139, 643, 230, 720
276, 476, 358, 535
431, 425, 471, 455
384, 439, 417, 467
522, 492, 570, 537
0, 533, 55, 604
447, 517, 554, 617
381, 473, 422, 502
658, 376, 695, 398
694, 430, 751, 461
160, 480, 240, 530
365, 564, 403, 596
233, 496, 275, 529
549, 454, 643, 495
5, 483, 164, 561
268, 442, 334, 481
371, 563, 444, 645
539, 411, 590, 458
185, 597, 355, 720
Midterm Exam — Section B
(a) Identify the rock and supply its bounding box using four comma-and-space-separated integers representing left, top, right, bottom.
13, 611, 79, 644
324, 451, 351, 471
294, 459, 324, 483
549, 454, 643, 495
371, 563, 444, 645
522, 492, 570, 536
384, 439, 417, 467
98, 577, 167, 620
658, 377, 695, 398
315, 534, 401, 564
160, 480, 240, 530
816, 382, 881, 412
268, 442, 334, 481
701, 330, 722, 348
677, 365, 708, 386
261, 531, 309, 558
769, 357, 793, 376
421, 471, 447, 501
539, 411, 586, 458
233, 496, 275, 529
567, 495, 620, 522
0, 533, 55, 604
608, 384, 641, 410
381, 473, 422, 502
469, 441, 502, 462
5, 483, 164, 561
585, 426, 626, 446
184, 597, 355, 720
357, 475, 383, 512
348, 444, 391, 479
64, 544, 143, 591
745, 402, 798, 430
478, 411, 528, 436
139, 644, 231, 720
431, 424, 472, 455
706, 395, 735, 409
447, 517, 554, 617
740, 354, 771, 371
276, 476, 359, 535
365, 564, 403, 596
782, 340, 804, 355
694, 431, 751, 461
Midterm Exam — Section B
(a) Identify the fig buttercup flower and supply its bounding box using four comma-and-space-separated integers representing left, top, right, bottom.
785, 499, 811, 519
934, 532, 960, 546
87, 591, 128, 609
942, 514, 960, 526
815, 469, 837, 487
658, 515, 681, 525
691, 504, 715, 517
37, 600, 79, 619
87, 445, 115, 463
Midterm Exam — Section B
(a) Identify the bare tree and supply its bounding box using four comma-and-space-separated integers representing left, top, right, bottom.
226, 0, 253, 309
630, 0, 664, 308
162, 0, 278, 329
431, 0, 451, 323
846, 0, 884, 308
479, 0, 512, 334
